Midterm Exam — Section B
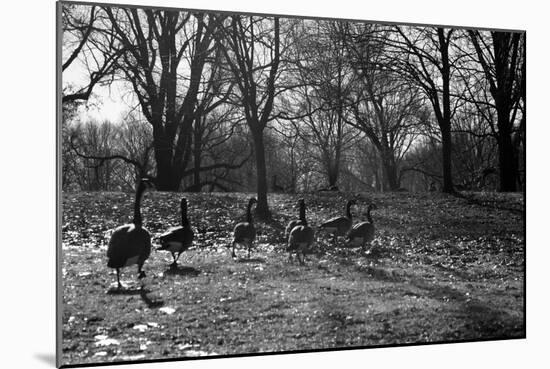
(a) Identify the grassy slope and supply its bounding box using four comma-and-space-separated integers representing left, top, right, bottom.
61, 191, 524, 365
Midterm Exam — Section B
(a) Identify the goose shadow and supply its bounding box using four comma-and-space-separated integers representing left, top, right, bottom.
140, 288, 164, 308
164, 265, 201, 277
106, 286, 143, 295
106, 284, 164, 308
235, 257, 266, 264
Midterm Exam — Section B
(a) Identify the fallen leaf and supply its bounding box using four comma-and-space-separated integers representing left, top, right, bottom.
159, 307, 176, 315
133, 324, 148, 332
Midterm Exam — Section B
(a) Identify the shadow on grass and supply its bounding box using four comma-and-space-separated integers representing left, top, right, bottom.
354, 264, 400, 282
106, 287, 143, 295
453, 191, 523, 215
432, 262, 473, 281
140, 288, 164, 308
413, 278, 524, 337
106, 284, 164, 308
235, 257, 266, 264
358, 265, 524, 338
164, 265, 201, 277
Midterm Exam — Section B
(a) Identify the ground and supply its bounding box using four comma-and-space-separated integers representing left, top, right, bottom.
60, 191, 525, 366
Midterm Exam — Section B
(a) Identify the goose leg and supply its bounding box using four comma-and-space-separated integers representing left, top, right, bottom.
137, 262, 146, 279
364, 242, 374, 255
231, 242, 237, 258
247, 243, 251, 259
116, 268, 122, 289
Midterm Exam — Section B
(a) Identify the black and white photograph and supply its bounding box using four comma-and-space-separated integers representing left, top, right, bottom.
57, 0, 526, 367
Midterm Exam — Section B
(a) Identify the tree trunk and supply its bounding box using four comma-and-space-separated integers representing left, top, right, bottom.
440, 123, 454, 193
328, 172, 338, 188
327, 160, 340, 188
382, 162, 399, 191
438, 28, 454, 194
154, 142, 181, 191
381, 149, 399, 191
497, 114, 518, 191
191, 121, 203, 192
252, 129, 270, 219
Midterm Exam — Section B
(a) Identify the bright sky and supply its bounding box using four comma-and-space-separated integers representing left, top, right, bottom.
63, 57, 137, 123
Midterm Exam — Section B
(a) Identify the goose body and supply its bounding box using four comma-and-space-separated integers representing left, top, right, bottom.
107, 178, 154, 289
285, 219, 304, 238
285, 199, 306, 237
229, 198, 257, 258
320, 199, 356, 240
287, 199, 315, 264
158, 198, 194, 267
107, 224, 151, 268
346, 204, 376, 251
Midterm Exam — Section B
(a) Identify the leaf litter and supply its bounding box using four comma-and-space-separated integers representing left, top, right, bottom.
61, 191, 524, 365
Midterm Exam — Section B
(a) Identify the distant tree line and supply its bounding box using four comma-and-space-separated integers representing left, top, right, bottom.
61, 4, 525, 218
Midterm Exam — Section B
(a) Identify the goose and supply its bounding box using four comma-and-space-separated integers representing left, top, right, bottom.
287, 200, 315, 264
347, 204, 377, 252
158, 198, 194, 268
319, 199, 357, 243
285, 198, 306, 238
107, 178, 155, 289
229, 197, 257, 259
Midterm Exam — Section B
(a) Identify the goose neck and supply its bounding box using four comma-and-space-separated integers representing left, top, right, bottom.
346, 201, 353, 219
299, 203, 306, 222
367, 207, 373, 223
133, 183, 145, 226
246, 202, 254, 223
181, 203, 189, 226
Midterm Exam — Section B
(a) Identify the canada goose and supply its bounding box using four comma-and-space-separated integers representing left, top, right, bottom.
319, 199, 357, 243
107, 178, 155, 289
346, 204, 377, 252
287, 200, 315, 264
158, 198, 194, 268
285, 198, 306, 238
229, 197, 257, 259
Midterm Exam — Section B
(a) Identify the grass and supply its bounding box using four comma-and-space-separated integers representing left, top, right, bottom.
60, 191, 525, 366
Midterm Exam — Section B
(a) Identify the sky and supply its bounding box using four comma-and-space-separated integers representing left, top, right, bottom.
63, 56, 136, 123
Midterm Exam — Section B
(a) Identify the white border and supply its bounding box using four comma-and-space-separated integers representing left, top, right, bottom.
1, 0, 546, 368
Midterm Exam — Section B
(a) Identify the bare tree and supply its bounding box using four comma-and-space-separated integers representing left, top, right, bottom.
188, 49, 244, 192
68, 117, 155, 191
100, 8, 218, 190
215, 15, 281, 218
386, 26, 459, 193
468, 30, 525, 191
343, 24, 426, 191
61, 5, 121, 103
286, 21, 359, 189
